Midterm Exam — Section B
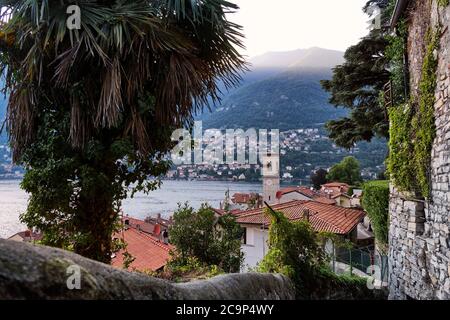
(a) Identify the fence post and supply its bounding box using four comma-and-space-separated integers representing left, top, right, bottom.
332, 242, 336, 273
349, 249, 352, 276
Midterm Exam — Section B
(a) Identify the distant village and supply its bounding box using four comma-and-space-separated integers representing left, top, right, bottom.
0, 127, 384, 181
167, 128, 384, 183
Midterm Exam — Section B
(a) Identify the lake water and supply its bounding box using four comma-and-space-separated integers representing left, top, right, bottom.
0, 179, 262, 239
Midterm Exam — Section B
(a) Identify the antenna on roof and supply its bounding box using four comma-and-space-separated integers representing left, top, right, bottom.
264, 201, 275, 212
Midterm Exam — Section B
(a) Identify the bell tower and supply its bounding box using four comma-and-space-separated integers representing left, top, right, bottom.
262, 153, 280, 204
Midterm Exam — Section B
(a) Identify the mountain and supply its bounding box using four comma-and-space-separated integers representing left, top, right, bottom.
199, 47, 347, 130
197, 48, 388, 177
250, 47, 344, 70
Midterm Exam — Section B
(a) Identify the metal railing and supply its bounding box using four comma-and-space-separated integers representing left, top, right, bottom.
330, 245, 388, 284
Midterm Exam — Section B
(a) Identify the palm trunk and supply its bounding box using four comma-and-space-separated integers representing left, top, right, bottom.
73, 205, 116, 264
73, 155, 118, 264
74, 190, 117, 264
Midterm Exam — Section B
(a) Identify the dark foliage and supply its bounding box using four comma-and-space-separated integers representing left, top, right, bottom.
327, 156, 363, 186
310, 168, 328, 190
321, 32, 390, 149
169, 203, 244, 273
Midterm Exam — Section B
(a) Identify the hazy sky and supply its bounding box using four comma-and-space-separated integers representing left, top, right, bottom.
230, 0, 370, 58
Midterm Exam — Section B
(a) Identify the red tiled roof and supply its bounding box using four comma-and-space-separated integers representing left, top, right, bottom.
322, 182, 350, 188
313, 196, 337, 205
212, 208, 227, 216
276, 186, 316, 199
213, 208, 245, 216
231, 193, 261, 205
8, 230, 43, 242
236, 200, 365, 235
321, 183, 350, 198
276, 186, 337, 205
124, 216, 155, 234
112, 227, 173, 272
232, 193, 251, 204
331, 192, 352, 199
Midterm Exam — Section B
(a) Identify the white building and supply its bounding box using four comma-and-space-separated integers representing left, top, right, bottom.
236, 200, 366, 270
241, 226, 269, 269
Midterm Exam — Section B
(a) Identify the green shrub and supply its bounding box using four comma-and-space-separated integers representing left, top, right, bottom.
169, 203, 244, 273
258, 208, 383, 299
362, 181, 390, 252
153, 256, 223, 282
258, 209, 326, 297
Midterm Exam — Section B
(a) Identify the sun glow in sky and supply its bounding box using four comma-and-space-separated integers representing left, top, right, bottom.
230, 0, 370, 58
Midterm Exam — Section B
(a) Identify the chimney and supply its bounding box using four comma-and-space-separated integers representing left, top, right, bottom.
303, 209, 310, 222
162, 229, 169, 244
153, 224, 161, 238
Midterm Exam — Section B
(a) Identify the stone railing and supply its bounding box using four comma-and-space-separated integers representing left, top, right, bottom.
0, 239, 295, 300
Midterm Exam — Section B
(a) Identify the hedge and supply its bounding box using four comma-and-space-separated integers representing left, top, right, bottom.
362, 181, 389, 252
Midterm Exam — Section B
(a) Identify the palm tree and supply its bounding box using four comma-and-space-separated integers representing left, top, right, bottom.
0, 0, 246, 263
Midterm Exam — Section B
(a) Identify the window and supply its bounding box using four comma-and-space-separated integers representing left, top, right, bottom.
244, 228, 255, 246
242, 227, 247, 245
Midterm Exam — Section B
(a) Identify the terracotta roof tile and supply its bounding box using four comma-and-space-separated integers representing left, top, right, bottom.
276, 186, 317, 199
322, 182, 350, 188
8, 230, 43, 242
231, 193, 261, 205
213, 208, 245, 216
232, 193, 251, 204
312, 196, 337, 205
331, 192, 352, 199
236, 200, 365, 235
112, 222, 173, 272
124, 216, 155, 234
275, 186, 337, 205
212, 208, 227, 216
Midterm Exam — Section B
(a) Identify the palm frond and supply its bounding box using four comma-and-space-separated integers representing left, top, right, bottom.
0, 0, 247, 160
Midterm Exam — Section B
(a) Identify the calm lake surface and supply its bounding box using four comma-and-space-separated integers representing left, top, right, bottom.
0, 179, 262, 239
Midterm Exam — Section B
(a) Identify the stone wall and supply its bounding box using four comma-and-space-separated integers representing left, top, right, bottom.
389, 0, 450, 300
0, 239, 295, 300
